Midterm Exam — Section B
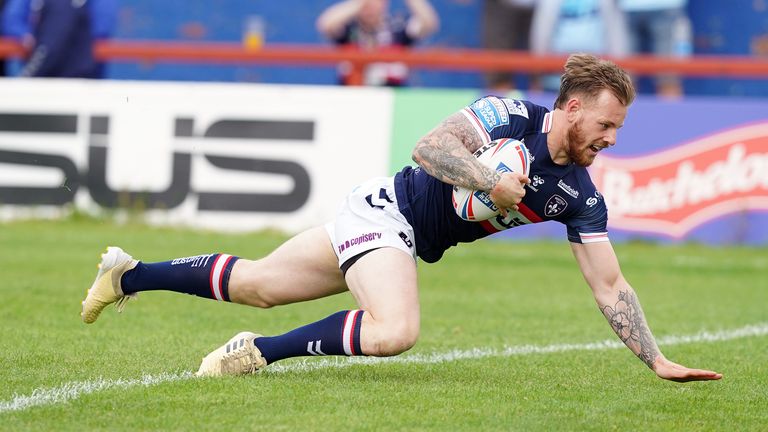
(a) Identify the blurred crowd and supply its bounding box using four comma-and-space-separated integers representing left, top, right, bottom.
0, 0, 693, 97
483, 0, 691, 97
315, 0, 692, 97
0, 0, 117, 78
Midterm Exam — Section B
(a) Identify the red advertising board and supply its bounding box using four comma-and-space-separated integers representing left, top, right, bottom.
590, 123, 768, 238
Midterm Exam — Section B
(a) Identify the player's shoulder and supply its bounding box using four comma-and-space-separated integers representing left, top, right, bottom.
467, 95, 548, 119
464, 96, 550, 138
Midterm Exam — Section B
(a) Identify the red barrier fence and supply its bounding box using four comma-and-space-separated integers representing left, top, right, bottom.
2, 38, 768, 85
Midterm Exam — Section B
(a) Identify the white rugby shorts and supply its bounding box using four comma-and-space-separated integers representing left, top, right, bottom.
325, 176, 417, 268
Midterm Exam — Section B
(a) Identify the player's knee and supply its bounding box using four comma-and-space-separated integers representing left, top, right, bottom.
227, 259, 276, 308
366, 321, 420, 357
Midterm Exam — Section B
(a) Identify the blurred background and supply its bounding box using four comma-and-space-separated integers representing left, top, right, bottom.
3, 0, 768, 95
0, 0, 767, 246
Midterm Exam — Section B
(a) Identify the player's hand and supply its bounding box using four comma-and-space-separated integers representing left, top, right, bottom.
652, 356, 723, 382
489, 172, 530, 217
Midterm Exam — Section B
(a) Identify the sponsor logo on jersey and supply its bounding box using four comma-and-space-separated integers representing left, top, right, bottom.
545, 194, 568, 217
528, 174, 544, 192
502, 99, 529, 119
557, 179, 579, 198
489, 97, 509, 124
589, 122, 768, 238
471, 99, 501, 132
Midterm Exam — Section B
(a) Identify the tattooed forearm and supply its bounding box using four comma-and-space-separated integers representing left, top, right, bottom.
412, 112, 499, 190
600, 290, 661, 369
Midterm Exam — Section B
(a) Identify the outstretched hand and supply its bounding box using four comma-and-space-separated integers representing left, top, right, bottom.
653, 357, 722, 382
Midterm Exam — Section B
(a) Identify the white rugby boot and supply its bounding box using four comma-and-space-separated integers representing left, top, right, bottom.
81, 246, 139, 324
196, 332, 267, 377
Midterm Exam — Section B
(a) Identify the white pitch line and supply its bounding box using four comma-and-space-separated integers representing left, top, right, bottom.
265, 321, 768, 374
0, 372, 194, 415
1, 322, 766, 414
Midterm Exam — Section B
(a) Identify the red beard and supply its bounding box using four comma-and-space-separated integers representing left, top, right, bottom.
566, 120, 596, 167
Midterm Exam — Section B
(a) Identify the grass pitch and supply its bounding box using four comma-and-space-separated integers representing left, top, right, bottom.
0, 217, 766, 431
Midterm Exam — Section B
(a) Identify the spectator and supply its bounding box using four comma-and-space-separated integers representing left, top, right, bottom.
618, 0, 691, 98
481, 0, 538, 95
2, 0, 117, 78
316, 0, 439, 86
86, 0, 119, 78
530, 0, 628, 92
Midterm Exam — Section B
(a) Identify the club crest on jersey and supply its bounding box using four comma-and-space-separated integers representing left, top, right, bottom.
545, 194, 568, 217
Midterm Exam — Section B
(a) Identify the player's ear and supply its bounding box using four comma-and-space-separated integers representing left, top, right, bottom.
564, 97, 581, 122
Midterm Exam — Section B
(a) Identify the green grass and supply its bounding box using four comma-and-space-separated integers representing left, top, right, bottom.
0, 217, 766, 431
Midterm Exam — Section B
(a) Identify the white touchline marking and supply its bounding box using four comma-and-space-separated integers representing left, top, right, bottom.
0, 372, 194, 415
265, 321, 768, 374
1, 322, 766, 414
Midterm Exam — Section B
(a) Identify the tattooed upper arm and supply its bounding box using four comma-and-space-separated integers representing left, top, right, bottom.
411, 110, 498, 190
438, 111, 485, 153
412, 112, 484, 162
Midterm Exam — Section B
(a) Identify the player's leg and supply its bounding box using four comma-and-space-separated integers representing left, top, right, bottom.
81, 226, 346, 324
235, 246, 418, 374
227, 225, 347, 308
196, 176, 419, 376
343, 247, 420, 357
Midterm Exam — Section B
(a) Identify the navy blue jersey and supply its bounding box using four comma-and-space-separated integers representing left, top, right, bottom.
394, 96, 609, 263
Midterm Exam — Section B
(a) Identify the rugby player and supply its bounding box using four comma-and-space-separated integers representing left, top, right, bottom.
82, 54, 722, 382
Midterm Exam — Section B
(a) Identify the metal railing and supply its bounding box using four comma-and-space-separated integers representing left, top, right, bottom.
2, 38, 767, 85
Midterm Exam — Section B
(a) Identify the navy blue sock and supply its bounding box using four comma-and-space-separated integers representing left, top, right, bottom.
254, 310, 365, 364
121, 253, 238, 301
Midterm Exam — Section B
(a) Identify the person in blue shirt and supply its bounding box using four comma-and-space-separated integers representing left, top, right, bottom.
530, 0, 628, 92
618, 0, 691, 97
2, 0, 117, 77
81, 53, 722, 383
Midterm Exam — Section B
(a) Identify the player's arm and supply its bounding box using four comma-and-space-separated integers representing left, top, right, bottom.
316, 0, 364, 39
570, 241, 723, 382
412, 111, 526, 212
404, 0, 439, 39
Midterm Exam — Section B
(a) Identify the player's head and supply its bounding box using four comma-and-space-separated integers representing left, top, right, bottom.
555, 54, 635, 167
554, 53, 635, 110
358, 0, 388, 29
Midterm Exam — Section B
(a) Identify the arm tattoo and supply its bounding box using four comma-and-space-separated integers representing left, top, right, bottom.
412, 112, 499, 190
600, 290, 661, 369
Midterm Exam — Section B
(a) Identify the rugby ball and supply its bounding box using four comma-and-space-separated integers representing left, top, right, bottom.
452, 138, 531, 221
